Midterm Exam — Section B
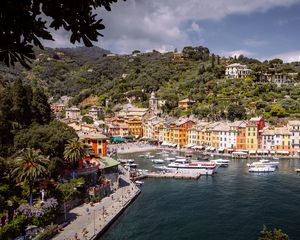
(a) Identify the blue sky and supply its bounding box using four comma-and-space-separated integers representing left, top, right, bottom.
45, 0, 300, 62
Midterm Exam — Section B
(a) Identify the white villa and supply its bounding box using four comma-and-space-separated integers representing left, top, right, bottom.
225, 63, 251, 79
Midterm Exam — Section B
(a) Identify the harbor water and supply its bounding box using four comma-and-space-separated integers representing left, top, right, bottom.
102, 150, 300, 240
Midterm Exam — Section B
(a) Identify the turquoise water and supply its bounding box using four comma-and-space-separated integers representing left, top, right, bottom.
102, 150, 300, 240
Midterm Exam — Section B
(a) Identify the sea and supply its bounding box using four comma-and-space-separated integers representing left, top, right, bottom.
102, 150, 300, 240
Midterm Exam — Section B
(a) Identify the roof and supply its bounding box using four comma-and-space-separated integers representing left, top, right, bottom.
249, 117, 263, 121
213, 122, 230, 132
226, 63, 248, 68
178, 99, 195, 103
78, 131, 108, 139
289, 120, 300, 126
66, 106, 80, 111
101, 157, 120, 168
229, 121, 245, 127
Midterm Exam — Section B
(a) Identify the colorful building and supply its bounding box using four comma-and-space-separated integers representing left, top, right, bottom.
288, 121, 300, 156
78, 131, 108, 157
178, 99, 195, 110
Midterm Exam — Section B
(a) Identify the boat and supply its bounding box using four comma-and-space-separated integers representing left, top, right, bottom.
232, 151, 248, 159
249, 164, 276, 173
176, 156, 185, 159
135, 181, 144, 186
152, 159, 165, 164
118, 159, 134, 164
166, 159, 217, 175
247, 159, 279, 168
165, 157, 176, 161
124, 163, 138, 168
295, 169, 300, 173
210, 159, 230, 167
145, 154, 155, 159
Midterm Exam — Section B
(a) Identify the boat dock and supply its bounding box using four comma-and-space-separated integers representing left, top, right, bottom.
132, 172, 202, 180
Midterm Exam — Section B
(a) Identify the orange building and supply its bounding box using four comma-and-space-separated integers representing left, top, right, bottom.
78, 131, 108, 157
178, 99, 195, 110
236, 122, 247, 150
125, 117, 143, 138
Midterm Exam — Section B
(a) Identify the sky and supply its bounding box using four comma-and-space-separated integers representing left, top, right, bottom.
44, 0, 300, 62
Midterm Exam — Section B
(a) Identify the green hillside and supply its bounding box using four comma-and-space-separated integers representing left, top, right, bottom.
1, 46, 300, 123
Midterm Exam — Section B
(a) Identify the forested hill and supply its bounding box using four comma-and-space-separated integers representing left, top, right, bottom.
1, 46, 300, 122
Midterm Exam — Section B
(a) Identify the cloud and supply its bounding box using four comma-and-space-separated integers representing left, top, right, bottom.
270, 51, 300, 62
219, 49, 255, 58
44, 0, 299, 53
243, 38, 268, 47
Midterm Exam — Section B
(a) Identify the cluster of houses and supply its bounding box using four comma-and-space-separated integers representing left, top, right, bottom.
51, 92, 300, 157
225, 63, 297, 85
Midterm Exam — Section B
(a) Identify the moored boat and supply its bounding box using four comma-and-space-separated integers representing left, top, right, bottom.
210, 159, 230, 167
249, 164, 276, 173
247, 159, 279, 168
166, 159, 217, 175
152, 159, 165, 164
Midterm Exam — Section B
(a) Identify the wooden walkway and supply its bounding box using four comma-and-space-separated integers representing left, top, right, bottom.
145, 172, 201, 180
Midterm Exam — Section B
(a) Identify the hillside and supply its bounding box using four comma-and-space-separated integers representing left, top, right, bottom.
1, 46, 300, 123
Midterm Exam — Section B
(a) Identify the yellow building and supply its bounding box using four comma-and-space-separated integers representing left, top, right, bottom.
125, 117, 143, 138
245, 122, 258, 150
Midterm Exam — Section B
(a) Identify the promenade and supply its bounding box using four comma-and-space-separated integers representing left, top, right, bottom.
108, 142, 157, 154
53, 177, 140, 240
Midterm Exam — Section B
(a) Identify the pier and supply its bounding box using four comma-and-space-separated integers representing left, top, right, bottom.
52, 178, 140, 240
133, 172, 202, 180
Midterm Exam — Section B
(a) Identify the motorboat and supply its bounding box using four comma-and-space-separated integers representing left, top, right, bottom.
135, 181, 144, 186
152, 159, 165, 164
247, 159, 279, 168
124, 163, 138, 168
118, 159, 133, 164
145, 154, 155, 159
249, 164, 276, 173
295, 169, 300, 173
165, 157, 176, 161
166, 159, 217, 175
210, 159, 230, 167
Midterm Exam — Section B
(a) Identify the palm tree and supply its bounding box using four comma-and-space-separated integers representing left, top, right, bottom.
12, 148, 50, 206
64, 138, 85, 179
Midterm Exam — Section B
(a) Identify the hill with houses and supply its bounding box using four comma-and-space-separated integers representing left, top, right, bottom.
1, 45, 300, 123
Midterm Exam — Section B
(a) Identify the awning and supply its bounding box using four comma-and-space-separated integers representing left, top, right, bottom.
185, 144, 194, 148
218, 147, 225, 152
210, 147, 216, 151
172, 143, 177, 147
161, 142, 168, 146
270, 150, 276, 154
249, 150, 256, 154
276, 150, 290, 154
192, 145, 204, 149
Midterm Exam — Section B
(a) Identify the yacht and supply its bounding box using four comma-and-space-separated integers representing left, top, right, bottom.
165, 157, 176, 161
210, 159, 230, 167
124, 163, 138, 168
166, 159, 217, 175
152, 159, 165, 164
247, 159, 279, 168
249, 164, 276, 173
135, 181, 144, 186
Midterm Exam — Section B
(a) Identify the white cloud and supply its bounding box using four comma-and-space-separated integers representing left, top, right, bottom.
44, 0, 299, 53
269, 51, 300, 62
219, 49, 255, 58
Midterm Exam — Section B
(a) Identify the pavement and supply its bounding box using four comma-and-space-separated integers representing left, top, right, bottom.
52, 175, 140, 240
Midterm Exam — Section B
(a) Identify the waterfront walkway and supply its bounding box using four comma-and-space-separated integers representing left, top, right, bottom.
53, 178, 140, 240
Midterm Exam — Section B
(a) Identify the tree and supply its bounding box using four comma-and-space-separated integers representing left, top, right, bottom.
82, 115, 94, 124
57, 178, 84, 221
227, 104, 246, 121
258, 225, 289, 240
11, 79, 31, 127
64, 138, 85, 179
31, 88, 52, 124
12, 148, 50, 206
14, 120, 77, 178
0, 0, 124, 68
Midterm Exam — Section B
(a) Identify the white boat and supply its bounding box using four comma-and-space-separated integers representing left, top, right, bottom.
165, 157, 176, 161
166, 159, 217, 175
176, 156, 185, 159
135, 181, 144, 186
124, 163, 138, 168
152, 159, 165, 164
145, 154, 155, 159
249, 164, 276, 173
247, 159, 279, 168
118, 159, 133, 164
210, 159, 230, 167
295, 168, 300, 173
